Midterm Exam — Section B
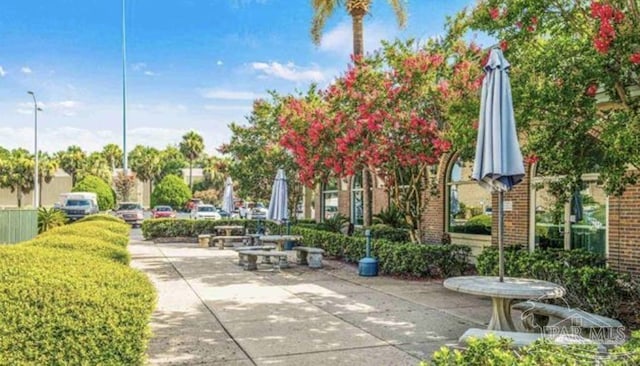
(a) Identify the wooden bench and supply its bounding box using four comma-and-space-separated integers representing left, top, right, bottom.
242, 250, 289, 271
234, 246, 276, 266
214, 235, 250, 249
459, 328, 606, 352
512, 301, 623, 337
293, 247, 325, 268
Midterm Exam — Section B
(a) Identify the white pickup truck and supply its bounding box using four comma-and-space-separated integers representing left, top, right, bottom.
59, 192, 99, 221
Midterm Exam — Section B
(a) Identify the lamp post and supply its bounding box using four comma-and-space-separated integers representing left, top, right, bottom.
122, 0, 128, 175
27, 91, 42, 208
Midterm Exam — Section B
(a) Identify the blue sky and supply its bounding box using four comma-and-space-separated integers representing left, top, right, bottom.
1, 0, 483, 154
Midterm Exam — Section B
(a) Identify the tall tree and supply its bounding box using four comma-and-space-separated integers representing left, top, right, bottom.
0, 149, 35, 207
38, 152, 60, 206
179, 131, 204, 190
56, 145, 86, 187
79, 152, 112, 184
310, 0, 407, 226
202, 155, 229, 193
129, 145, 161, 199
220, 95, 304, 218
157, 145, 186, 182
101, 143, 123, 172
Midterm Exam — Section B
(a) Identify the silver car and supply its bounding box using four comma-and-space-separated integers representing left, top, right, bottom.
115, 202, 144, 227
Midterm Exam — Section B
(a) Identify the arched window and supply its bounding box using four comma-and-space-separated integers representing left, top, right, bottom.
321, 178, 339, 221
351, 171, 363, 226
446, 157, 492, 235
530, 165, 607, 256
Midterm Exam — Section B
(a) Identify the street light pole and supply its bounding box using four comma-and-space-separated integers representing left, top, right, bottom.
122, 0, 128, 175
27, 91, 41, 208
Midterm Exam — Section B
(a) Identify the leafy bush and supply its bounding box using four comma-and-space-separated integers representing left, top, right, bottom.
37, 207, 67, 233
477, 246, 627, 318
41, 225, 129, 248
354, 224, 410, 243
449, 214, 492, 235
0, 246, 155, 365
76, 213, 126, 225
71, 220, 131, 236
140, 219, 471, 278
428, 334, 604, 365
318, 213, 350, 233
373, 204, 409, 228
72, 175, 116, 211
21, 234, 131, 265
150, 174, 192, 210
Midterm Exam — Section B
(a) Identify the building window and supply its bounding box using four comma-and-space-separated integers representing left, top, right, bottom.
351, 171, 363, 226
321, 178, 339, 221
447, 157, 492, 235
531, 172, 607, 256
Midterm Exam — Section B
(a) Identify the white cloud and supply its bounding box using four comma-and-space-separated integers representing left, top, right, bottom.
204, 104, 252, 112
0, 66, 6, 77
21, 66, 32, 74
319, 21, 396, 57
144, 70, 156, 76
251, 61, 327, 83
15, 100, 80, 116
216, 60, 224, 66
132, 62, 147, 71
200, 89, 266, 100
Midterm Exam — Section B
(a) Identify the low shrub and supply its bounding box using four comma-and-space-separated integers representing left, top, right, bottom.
291, 226, 471, 278
37, 207, 67, 233
150, 174, 192, 210
449, 214, 492, 235
477, 246, 628, 318
427, 334, 608, 365
0, 246, 155, 365
76, 214, 126, 225
141, 218, 281, 240
71, 220, 131, 236
22, 234, 131, 265
41, 225, 129, 248
354, 224, 411, 243
72, 175, 116, 211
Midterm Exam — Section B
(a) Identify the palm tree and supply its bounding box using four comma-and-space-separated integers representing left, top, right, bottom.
129, 145, 161, 199
0, 149, 35, 207
38, 152, 60, 206
311, 0, 406, 226
101, 143, 123, 172
56, 145, 86, 186
202, 156, 229, 192
80, 152, 112, 184
179, 131, 204, 190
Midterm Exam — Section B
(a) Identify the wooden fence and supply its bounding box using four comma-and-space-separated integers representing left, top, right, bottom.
0, 209, 38, 244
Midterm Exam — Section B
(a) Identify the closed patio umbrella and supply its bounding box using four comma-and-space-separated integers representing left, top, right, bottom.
267, 169, 289, 222
221, 177, 234, 215
472, 48, 525, 282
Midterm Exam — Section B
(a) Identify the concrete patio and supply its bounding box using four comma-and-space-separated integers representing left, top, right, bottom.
129, 230, 494, 366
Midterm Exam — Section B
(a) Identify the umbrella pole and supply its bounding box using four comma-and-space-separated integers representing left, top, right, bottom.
498, 190, 504, 282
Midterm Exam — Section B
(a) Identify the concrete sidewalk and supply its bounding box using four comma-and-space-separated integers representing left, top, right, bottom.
129, 230, 493, 366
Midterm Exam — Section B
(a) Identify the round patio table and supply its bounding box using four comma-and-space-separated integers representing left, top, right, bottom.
443, 276, 565, 331
258, 235, 302, 251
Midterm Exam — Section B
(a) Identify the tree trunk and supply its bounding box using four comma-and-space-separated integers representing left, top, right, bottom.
189, 161, 193, 191
39, 179, 43, 207
16, 189, 22, 208
350, 9, 372, 226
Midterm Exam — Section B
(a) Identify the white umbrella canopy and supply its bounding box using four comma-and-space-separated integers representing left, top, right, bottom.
267, 169, 289, 222
221, 177, 234, 214
471, 48, 525, 282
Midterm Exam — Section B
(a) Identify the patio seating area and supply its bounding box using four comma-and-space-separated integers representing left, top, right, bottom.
129, 230, 495, 365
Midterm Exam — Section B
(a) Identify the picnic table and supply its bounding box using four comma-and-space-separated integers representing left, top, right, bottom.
258, 235, 302, 251
215, 225, 244, 236
443, 276, 565, 332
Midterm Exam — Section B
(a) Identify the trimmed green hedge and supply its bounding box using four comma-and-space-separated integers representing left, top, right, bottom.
141, 219, 472, 278
41, 225, 129, 248
76, 214, 127, 225
22, 234, 131, 265
71, 220, 131, 236
427, 332, 640, 365
0, 246, 155, 364
141, 218, 282, 239
354, 224, 410, 242
72, 175, 116, 211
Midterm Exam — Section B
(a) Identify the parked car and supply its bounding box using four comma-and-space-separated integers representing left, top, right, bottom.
247, 202, 268, 220
191, 204, 221, 220
152, 205, 176, 219
60, 192, 99, 221
115, 202, 144, 227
